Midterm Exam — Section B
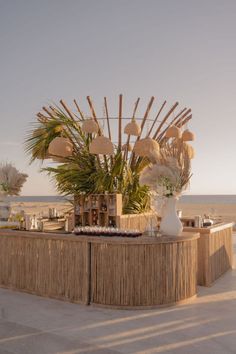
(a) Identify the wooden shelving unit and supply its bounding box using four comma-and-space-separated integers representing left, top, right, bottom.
74, 194, 122, 227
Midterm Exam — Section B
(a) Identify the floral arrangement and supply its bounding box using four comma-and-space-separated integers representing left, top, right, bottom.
25, 96, 193, 214
140, 140, 192, 198
0, 163, 28, 196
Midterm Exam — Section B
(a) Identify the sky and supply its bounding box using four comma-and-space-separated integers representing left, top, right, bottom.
0, 0, 236, 195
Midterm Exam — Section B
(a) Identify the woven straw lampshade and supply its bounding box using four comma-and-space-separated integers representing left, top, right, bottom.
122, 143, 132, 151
184, 143, 195, 159
188, 145, 195, 159
48, 137, 73, 157
133, 137, 159, 157
182, 129, 195, 141
165, 126, 181, 139
81, 118, 99, 134
89, 136, 114, 155
124, 119, 141, 136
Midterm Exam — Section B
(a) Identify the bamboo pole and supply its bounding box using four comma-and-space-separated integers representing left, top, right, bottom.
86, 96, 109, 169
104, 97, 111, 140
159, 114, 192, 144
49, 105, 57, 113
56, 100, 83, 149
37, 113, 50, 122
73, 99, 85, 120
129, 96, 154, 167
146, 100, 167, 137
174, 108, 191, 126
43, 106, 54, 118
157, 107, 188, 141
124, 97, 140, 161
138, 96, 155, 140
118, 94, 123, 150
103, 97, 114, 165
152, 102, 179, 140
86, 96, 101, 131
59, 99, 77, 123
178, 114, 192, 128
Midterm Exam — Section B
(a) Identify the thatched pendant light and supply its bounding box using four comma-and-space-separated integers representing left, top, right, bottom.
184, 143, 195, 159
133, 137, 159, 157
81, 118, 99, 134
89, 135, 114, 155
48, 137, 73, 157
182, 129, 195, 141
165, 126, 181, 139
124, 119, 141, 136
122, 143, 132, 151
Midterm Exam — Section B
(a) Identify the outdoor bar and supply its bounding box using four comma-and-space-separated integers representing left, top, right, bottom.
0, 230, 199, 308
0, 95, 234, 310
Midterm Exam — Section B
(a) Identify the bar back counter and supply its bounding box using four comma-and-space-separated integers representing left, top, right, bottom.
184, 222, 233, 287
0, 230, 199, 309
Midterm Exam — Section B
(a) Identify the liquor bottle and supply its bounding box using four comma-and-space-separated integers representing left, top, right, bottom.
101, 201, 107, 212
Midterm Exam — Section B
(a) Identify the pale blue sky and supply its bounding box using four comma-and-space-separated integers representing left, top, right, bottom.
0, 0, 236, 195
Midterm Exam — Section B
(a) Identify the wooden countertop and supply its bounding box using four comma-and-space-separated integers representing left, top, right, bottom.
183, 222, 234, 234
0, 229, 199, 244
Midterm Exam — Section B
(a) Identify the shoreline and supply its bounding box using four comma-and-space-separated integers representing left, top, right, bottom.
10, 201, 236, 226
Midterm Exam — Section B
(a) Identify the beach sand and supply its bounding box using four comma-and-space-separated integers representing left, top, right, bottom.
10, 201, 236, 226
178, 202, 236, 225
11, 201, 72, 217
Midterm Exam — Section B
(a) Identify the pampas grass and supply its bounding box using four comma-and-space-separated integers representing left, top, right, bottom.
0, 163, 28, 196
140, 139, 192, 196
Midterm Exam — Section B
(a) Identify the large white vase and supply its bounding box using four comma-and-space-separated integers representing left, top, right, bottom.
160, 196, 183, 236
0, 193, 11, 221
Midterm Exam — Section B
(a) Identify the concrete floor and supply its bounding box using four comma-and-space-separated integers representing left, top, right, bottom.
0, 236, 236, 354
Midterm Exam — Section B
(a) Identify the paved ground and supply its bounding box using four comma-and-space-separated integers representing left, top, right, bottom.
0, 236, 236, 354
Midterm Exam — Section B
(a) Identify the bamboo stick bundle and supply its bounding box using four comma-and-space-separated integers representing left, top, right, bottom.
152, 102, 179, 140
104, 97, 112, 140
146, 100, 167, 137
73, 99, 85, 120
124, 97, 140, 162
157, 107, 189, 141
138, 96, 155, 139
60, 99, 78, 123
43, 106, 55, 118
118, 94, 123, 150
177, 114, 192, 128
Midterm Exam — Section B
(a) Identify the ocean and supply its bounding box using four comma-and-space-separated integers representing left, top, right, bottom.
8, 195, 236, 204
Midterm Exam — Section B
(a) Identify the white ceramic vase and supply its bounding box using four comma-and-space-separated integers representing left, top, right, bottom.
0, 193, 11, 221
160, 196, 183, 236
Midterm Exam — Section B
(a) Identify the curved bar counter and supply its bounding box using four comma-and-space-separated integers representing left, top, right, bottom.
0, 230, 199, 308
